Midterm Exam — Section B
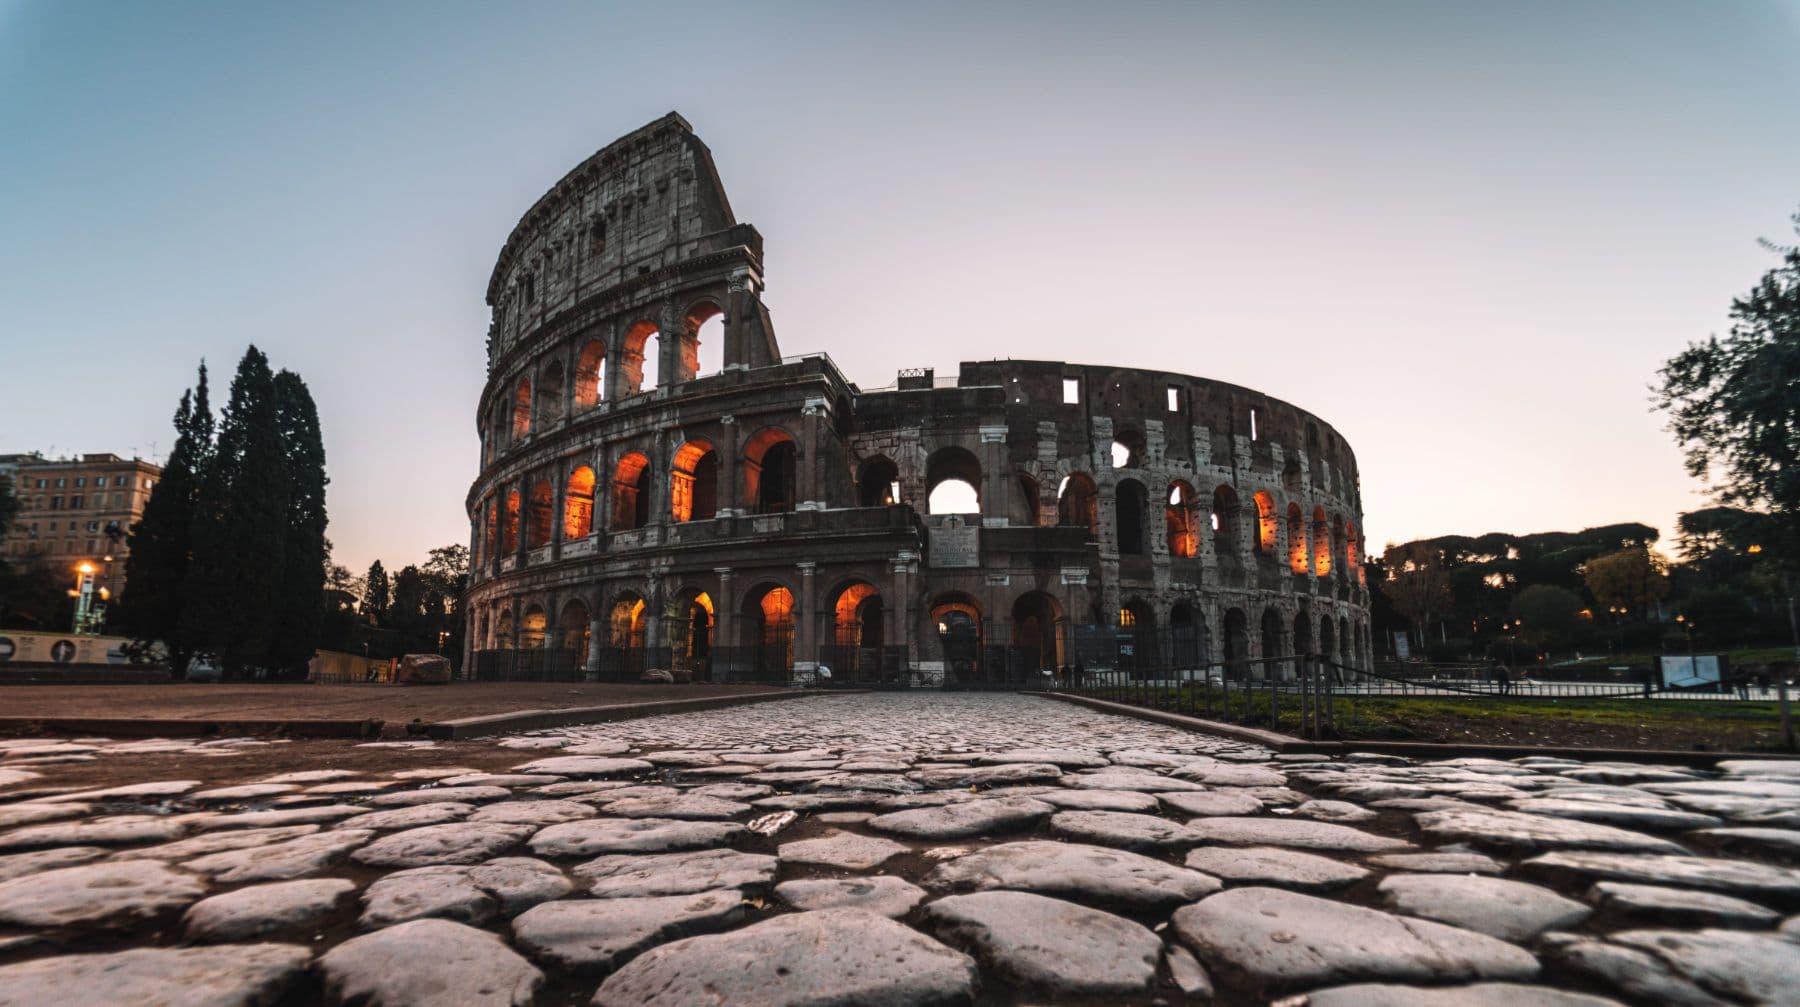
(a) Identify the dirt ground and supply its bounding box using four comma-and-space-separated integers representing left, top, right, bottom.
0, 682, 782, 727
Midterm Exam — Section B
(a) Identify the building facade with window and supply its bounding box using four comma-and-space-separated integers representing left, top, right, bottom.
1, 453, 162, 601
465, 114, 1370, 685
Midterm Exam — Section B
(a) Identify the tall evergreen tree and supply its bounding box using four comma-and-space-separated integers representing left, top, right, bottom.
363, 559, 389, 623
183, 347, 289, 675
266, 370, 328, 676
122, 364, 213, 676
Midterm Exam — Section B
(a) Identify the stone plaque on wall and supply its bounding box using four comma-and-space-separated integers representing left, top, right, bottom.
928, 516, 980, 568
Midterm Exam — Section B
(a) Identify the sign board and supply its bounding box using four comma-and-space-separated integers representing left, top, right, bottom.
928, 516, 980, 569
0, 632, 134, 666
1393, 632, 1411, 661
1659, 655, 1724, 690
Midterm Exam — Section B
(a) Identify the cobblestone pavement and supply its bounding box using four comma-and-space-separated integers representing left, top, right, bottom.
1, 692, 1798, 1005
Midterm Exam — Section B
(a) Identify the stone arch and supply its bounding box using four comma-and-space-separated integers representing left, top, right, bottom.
494, 608, 516, 649
537, 359, 565, 428
1115, 478, 1148, 555
1261, 606, 1285, 665
1293, 610, 1314, 658
1166, 480, 1199, 558
1312, 505, 1332, 576
743, 427, 798, 514
511, 375, 532, 440
1253, 490, 1278, 554
1110, 427, 1146, 469
926, 446, 982, 515
857, 455, 899, 508
500, 486, 521, 555
740, 581, 796, 675
931, 592, 983, 685
563, 465, 596, 539
1170, 600, 1207, 669
521, 604, 548, 648
1011, 591, 1064, 670
574, 339, 606, 410
1346, 520, 1362, 581
559, 598, 591, 653
607, 592, 648, 650
670, 439, 719, 523
621, 319, 660, 394
680, 299, 726, 381
1015, 471, 1041, 526
1120, 597, 1156, 672
1223, 607, 1249, 677
1211, 485, 1240, 560
1287, 502, 1308, 573
670, 587, 714, 676
1318, 614, 1335, 664
526, 478, 554, 549
611, 452, 652, 530
828, 580, 884, 649
1058, 472, 1098, 535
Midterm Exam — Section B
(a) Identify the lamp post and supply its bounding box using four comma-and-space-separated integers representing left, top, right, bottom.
70, 562, 101, 635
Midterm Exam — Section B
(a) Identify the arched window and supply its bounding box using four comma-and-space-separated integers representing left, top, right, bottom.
494, 609, 516, 649
926, 447, 982, 515
1058, 473, 1098, 535
672, 589, 713, 673
563, 466, 596, 539
609, 595, 647, 649
500, 487, 521, 555
559, 598, 590, 654
1170, 601, 1205, 668
612, 453, 651, 530
1111, 428, 1145, 469
1261, 607, 1285, 663
521, 604, 547, 648
536, 360, 564, 428
743, 428, 798, 514
742, 584, 795, 674
1115, 479, 1147, 555
1253, 491, 1278, 554
574, 340, 605, 410
623, 320, 660, 394
857, 456, 899, 508
482, 497, 497, 565
1293, 611, 1314, 658
1166, 481, 1199, 558
1287, 502, 1308, 573
1211, 485, 1240, 559
831, 582, 883, 648
526, 479, 554, 549
681, 302, 725, 381
1346, 520, 1362, 581
1313, 505, 1332, 576
511, 376, 532, 440
670, 440, 719, 522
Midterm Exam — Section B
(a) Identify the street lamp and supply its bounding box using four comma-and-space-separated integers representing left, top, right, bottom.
70, 562, 102, 635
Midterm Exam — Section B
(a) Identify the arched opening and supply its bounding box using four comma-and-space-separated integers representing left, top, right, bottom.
670, 440, 719, 523
608, 594, 647, 652
521, 604, 548, 649
622, 320, 660, 394
1312, 505, 1332, 576
1166, 481, 1199, 558
1339, 615, 1352, 666
536, 360, 565, 429
1294, 611, 1314, 658
1110, 428, 1145, 469
671, 589, 714, 679
1287, 502, 1308, 573
482, 497, 497, 565
682, 302, 725, 381
741, 584, 795, 678
926, 447, 982, 515
1253, 491, 1278, 554
857, 456, 899, 508
1011, 591, 1064, 671
1211, 485, 1240, 560
1015, 472, 1041, 526
559, 598, 590, 655
574, 340, 605, 410
1332, 514, 1347, 577
743, 428, 798, 514
511, 376, 532, 440
1261, 607, 1285, 676
1170, 601, 1207, 669
494, 609, 516, 649
1345, 520, 1362, 581
1223, 607, 1249, 678
1058, 473, 1098, 535
1318, 616, 1336, 668
830, 582, 884, 648
563, 466, 596, 539
526, 478, 554, 549
1115, 479, 1148, 555
611, 453, 651, 531
500, 487, 521, 555
932, 593, 984, 686
1119, 599, 1156, 673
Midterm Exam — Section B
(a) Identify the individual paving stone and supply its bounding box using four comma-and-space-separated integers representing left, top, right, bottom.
1049, 809, 1199, 850
602, 795, 751, 819
1377, 874, 1591, 942
513, 755, 654, 777
925, 839, 1221, 910
188, 783, 298, 803
1367, 851, 1506, 874
0, 814, 189, 850
440, 774, 559, 788
806, 772, 921, 794
837, 760, 914, 772
1060, 770, 1208, 792
1718, 759, 1800, 778
1544, 932, 1729, 1005
562, 740, 637, 755
468, 800, 594, 825
1691, 826, 1800, 858
1503, 798, 1722, 832
641, 749, 723, 767
511, 890, 743, 973
37, 779, 201, 802
581, 785, 681, 804
1563, 766, 1698, 785
339, 802, 475, 832
1185, 845, 1370, 891
922, 890, 1160, 996
192, 804, 367, 829
364, 786, 514, 807
1520, 851, 1800, 907
686, 782, 772, 800
1161, 789, 1265, 816
359, 858, 572, 927
0, 846, 107, 882
1173, 764, 1288, 787
1301, 982, 1626, 1006
0, 943, 312, 1007
750, 793, 881, 811
1171, 886, 1540, 994
975, 748, 1109, 768
351, 822, 534, 867
1296, 799, 1380, 823
535, 780, 636, 797
778, 832, 908, 870
1589, 881, 1781, 928
320, 918, 543, 1006
874, 791, 983, 810
530, 817, 746, 857
0, 768, 41, 789
306, 781, 394, 795
1562, 928, 1800, 1005
775, 876, 927, 917
1032, 788, 1160, 812
679, 764, 760, 777
907, 762, 1064, 787
815, 811, 873, 825
185, 829, 374, 883
577, 848, 777, 898
118, 824, 322, 860
743, 769, 840, 784
1414, 807, 1685, 854
266, 769, 363, 783
0, 859, 205, 928
867, 797, 1054, 840
1187, 816, 1411, 852
0, 801, 87, 828
591, 907, 977, 1007
1166, 943, 1215, 997
182, 878, 355, 941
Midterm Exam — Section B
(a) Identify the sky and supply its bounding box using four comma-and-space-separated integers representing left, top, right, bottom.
3, 1, 1798, 573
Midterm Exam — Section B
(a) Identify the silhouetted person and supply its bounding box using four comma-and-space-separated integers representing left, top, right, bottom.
1493, 663, 1513, 695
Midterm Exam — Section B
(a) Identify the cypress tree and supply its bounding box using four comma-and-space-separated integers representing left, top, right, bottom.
122, 364, 213, 677
183, 347, 289, 676
266, 369, 328, 676
363, 559, 389, 623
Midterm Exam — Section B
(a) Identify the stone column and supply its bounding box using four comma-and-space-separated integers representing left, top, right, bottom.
714, 567, 735, 679
796, 561, 818, 671
978, 425, 1007, 524
718, 415, 740, 516
550, 459, 566, 559
586, 611, 604, 678
892, 552, 918, 670
800, 399, 825, 510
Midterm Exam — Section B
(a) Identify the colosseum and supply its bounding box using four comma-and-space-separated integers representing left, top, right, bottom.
465, 113, 1371, 687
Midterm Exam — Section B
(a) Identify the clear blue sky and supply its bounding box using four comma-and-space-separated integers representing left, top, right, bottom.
4, 1, 1798, 573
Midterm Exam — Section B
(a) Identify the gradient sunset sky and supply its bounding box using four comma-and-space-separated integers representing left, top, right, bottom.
4, 2, 1798, 573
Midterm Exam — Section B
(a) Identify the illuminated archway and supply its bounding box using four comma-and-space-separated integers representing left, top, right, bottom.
1166, 481, 1199, 558
857, 456, 899, 507
511, 376, 532, 440
521, 604, 547, 648
1312, 505, 1332, 576
608, 594, 647, 650
932, 593, 983, 685
494, 609, 515, 649
612, 453, 651, 530
574, 340, 605, 410
670, 440, 719, 523
671, 589, 714, 675
1211, 485, 1240, 559
1287, 502, 1308, 573
622, 320, 660, 394
1011, 591, 1064, 669
1253, 491, 1278, 554
526, 479, 554, 549
741, 583, 795, 675
830, 581, 884, 649
563, 466, 596, 539
537, 360, 564, 428
1058, 473, 1097, 535
926, 447, 982, 515
743, 428, 798, 514
500, 487, 521, 555
559, 598, 590, 653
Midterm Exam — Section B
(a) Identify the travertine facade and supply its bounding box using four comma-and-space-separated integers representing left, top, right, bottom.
466, 114, 1370, 684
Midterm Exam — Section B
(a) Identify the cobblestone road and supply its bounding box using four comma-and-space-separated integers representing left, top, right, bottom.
0, 692, 1797, 1005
